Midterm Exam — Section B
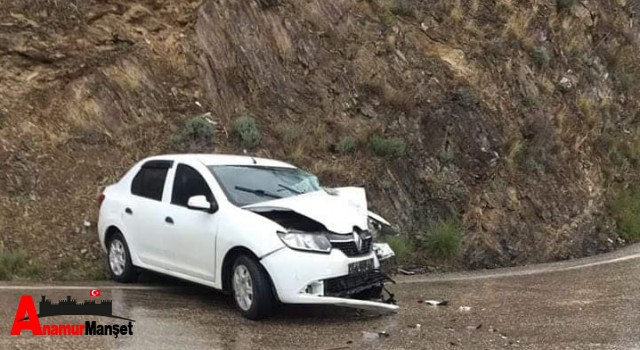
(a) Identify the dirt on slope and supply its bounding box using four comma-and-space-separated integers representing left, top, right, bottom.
1, 0, 639, 279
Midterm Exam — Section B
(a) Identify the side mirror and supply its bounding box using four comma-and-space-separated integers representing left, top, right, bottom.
187, 195, 218, 214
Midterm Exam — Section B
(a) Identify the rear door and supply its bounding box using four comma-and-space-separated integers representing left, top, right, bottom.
162, 163, 219, 281
122, 160, 173, 269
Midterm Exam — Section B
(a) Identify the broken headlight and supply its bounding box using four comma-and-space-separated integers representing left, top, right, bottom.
368, 217, 383, 238
277, 230, 332, 254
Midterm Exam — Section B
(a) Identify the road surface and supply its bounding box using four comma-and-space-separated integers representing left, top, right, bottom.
1, 244, 640, 349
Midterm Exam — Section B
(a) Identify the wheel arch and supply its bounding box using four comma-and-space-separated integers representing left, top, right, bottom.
104, 225, 122, 245
220, 246, 279, 301
104, 225, 139, 268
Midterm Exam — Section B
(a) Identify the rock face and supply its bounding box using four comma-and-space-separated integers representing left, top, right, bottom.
0, 0, 639, 277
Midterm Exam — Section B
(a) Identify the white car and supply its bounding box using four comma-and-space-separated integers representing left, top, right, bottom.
97, 154, 398, 319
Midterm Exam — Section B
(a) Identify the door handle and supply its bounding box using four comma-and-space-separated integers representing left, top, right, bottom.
125, 208, 133, 215
165, 216, 174, 225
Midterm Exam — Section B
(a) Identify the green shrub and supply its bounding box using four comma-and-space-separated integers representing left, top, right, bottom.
556, 0, 579, 10
280, 124, 301, 145
0, 249, 28, 280
391, 0, 415, 18
337, 136, 357, 153
530, 47, 551, 67
233, 115, 261, 149
611, 187, 640, 240
422, 218, 462, 261
385, 235, 415, 264
258, 0, 279, 9
616, 72, 636, 93
453, 87, 477, 108
522, 95, 538, 108
438, 148, 455, 165
370, 135, 407, 157
172, 115, 215, 146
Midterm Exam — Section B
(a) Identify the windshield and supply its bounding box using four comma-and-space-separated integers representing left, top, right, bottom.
209, 165, 321, 206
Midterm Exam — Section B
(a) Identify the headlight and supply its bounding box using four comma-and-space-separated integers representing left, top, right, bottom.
277, 230, 332, 253
368, 217, 382, 237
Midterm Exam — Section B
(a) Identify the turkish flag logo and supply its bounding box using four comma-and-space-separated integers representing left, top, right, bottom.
90, 289, 100, 298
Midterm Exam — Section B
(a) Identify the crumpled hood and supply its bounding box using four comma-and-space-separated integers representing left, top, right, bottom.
243, 187, 368, 234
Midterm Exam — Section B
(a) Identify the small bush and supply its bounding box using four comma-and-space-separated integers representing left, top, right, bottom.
421, 218, 462, 261
530, 47, 551, 67
615, 72, 636, 93
337, 136, 357, 153
233, 115, 261, 149
438, 148, 455, 165
611, 187, 640, 240
391, 0, 415, 18
258, 0, 279, 9
556, 0, 579, 10
172, 115, 215, 148
385, 235, 415, 264
370, 135, 407, 157
453, 87, 477, 108
522, 95, 538, 108
0, 249, 28, 280
280, 124, 301, 145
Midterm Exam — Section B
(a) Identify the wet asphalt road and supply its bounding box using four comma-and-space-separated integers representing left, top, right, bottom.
1, 245, 640, 349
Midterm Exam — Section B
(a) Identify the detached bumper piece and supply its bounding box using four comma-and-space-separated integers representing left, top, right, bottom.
324, 269, 392, 298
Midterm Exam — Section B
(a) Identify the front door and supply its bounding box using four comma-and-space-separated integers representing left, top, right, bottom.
163, 163, 218, 281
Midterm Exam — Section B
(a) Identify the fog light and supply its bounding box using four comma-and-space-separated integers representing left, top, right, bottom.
301, 281, 324, 295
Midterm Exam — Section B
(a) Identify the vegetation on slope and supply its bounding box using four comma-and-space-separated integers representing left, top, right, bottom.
1, 0, 639, 278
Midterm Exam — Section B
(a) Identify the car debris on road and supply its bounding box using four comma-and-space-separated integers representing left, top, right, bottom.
362, 331, 390, 340
420, 299, 449, 306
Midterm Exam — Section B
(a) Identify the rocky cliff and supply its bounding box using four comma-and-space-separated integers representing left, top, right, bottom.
1, 0, 639, 278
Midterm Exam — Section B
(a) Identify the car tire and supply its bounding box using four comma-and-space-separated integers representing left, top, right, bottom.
231, 255, 274, 320
107, 232, 136, 283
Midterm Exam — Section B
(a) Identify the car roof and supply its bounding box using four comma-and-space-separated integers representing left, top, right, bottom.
142, 154, 297, 168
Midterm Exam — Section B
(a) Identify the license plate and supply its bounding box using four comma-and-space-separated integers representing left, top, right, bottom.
348, 258, 374, 275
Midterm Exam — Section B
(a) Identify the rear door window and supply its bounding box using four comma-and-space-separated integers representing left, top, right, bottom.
131, 160, 173, 201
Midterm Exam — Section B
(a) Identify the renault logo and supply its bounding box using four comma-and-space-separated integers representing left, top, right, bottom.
353, 231, 363, 252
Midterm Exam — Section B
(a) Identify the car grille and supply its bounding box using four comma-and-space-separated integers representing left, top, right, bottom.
331, 238, 373, 257
324, 270, 388, 297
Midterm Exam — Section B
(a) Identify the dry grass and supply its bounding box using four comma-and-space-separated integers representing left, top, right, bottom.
65, 91, 101, 130
312, 122, 328, 152
106, 62, 144, 92
449, 0, 463, 22
503, 10, 535, 46
577, 94, 597, 127
505, 138, 525, 168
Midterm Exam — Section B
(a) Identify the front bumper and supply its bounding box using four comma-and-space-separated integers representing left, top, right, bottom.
260, 247, 398, 313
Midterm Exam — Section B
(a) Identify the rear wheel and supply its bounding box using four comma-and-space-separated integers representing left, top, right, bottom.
107, 232, 136, 283
232, 255, 274, 320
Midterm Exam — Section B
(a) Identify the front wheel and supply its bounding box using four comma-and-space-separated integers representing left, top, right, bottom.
232, 255, 274, 320
107, 232, 136, 283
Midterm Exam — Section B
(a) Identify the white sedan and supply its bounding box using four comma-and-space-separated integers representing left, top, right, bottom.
97, 154, 398, 319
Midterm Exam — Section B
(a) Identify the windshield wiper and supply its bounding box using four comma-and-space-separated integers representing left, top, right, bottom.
278, 184, 302, 195
235, 186, 282, 199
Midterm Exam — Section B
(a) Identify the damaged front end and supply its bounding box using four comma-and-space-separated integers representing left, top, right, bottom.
245, 190, 399, 313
